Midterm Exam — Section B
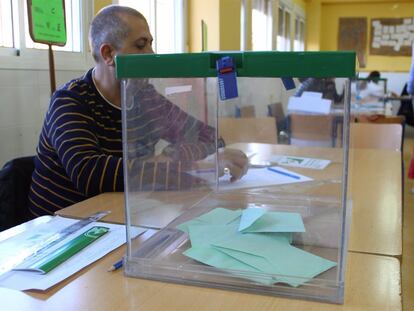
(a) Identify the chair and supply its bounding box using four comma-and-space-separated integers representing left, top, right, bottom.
239, 105, 255, 117
268, 102, 287, 130
355, 115, 405, 151
0, 156, 35, 231
287, 114, 335, 147
355, 114, 404, 124
350, 123, 403, 151
218, 117, 278, 145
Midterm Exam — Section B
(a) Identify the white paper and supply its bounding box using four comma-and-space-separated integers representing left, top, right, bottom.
302, 91, 323, 98
165, 85, 192, 96
268, 155, 331, 170
287, 96, 332, 115
0, 216, 146, 291
219, 166, 312, 191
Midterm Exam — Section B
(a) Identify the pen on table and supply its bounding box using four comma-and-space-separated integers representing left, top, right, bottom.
267, 167, 301, 180
195, 168, 216, 174
247, 152, 257, 159
107, 258, 123, 272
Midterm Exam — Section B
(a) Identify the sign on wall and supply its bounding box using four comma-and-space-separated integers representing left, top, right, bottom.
338, 17, 367, 67
370, 17, 414, 56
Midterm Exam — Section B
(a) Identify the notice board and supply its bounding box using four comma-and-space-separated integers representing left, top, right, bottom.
370, 17, 414, 56
338, 17, 367, 68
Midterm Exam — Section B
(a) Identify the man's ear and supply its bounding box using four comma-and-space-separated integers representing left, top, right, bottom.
100, 43, 116, 66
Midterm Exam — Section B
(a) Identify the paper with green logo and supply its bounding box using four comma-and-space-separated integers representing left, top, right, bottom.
13, 226, 109, 274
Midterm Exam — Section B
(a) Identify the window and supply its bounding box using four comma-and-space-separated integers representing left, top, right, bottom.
251, 0, 272, 51
117, 0, 185, 54
277, 6, 292, 51
0, 0, 14, 48
0, 0, 82, 52
251, 0, 304, 52
277, 7, 285, 51
0, 0, 92, 70
284, 10, 291, 50
24, 0, 82, 52
294, 18, 305, 51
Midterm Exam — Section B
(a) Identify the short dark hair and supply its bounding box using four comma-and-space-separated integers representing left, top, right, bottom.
367, 71, 381, 81
89, 5, 145, 62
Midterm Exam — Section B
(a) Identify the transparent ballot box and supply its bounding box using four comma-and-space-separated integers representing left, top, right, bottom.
116, 52, 356, 303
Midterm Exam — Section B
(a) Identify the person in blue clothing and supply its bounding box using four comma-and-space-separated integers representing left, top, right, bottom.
405, 42, 414, 187
408, 43, 414, 97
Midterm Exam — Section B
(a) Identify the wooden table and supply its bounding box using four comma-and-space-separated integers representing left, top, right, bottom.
2, 143, 402, 310
0, 248, 401, 310
58, 145, 402, 257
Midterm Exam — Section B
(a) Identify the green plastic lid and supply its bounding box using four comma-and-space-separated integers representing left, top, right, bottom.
116, 51, 356, 79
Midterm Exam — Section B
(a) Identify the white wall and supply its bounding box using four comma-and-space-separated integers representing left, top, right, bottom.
0, 68, 86, 167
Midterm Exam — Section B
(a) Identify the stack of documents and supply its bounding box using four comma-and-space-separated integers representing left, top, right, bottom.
177, 207, 336, 287
287, 93, 332, 115
267, 155, 331, 170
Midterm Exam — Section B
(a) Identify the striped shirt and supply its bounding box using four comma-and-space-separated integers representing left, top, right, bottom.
28, 69, 218, 216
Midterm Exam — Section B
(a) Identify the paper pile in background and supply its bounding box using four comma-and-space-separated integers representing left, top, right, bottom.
288, 93, 332, 115
267, 155, 331, 170
177, 207, 336, 287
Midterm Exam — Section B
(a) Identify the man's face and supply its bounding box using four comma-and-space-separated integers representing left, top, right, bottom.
117, 15, 154, 55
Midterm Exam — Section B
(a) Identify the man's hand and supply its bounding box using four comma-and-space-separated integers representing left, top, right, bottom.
218, 148, 248, 182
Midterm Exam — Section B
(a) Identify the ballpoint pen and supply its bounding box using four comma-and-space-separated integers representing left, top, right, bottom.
267, 167, 301, 180
107, 258, 123, 272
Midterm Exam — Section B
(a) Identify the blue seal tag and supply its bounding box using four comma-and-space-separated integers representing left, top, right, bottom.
281, 77, 295, 90
216, 56, 238, 100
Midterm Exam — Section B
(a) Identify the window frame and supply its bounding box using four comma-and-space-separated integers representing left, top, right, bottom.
277, 2, 293, 51
0, 0, 94, 71
249, 0, 305, 52
294, 16, 305, 52
276, 0, 305, 52
116, 0, 187, 54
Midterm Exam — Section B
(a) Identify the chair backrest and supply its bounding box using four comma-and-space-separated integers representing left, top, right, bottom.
350, 123, 403, 151
355, 114, 405, 125
268, 102, 285, 121
239, 105, 256, 117
0, 156, 35, 231
288, 114, 335, 147
218, 117, 278, 145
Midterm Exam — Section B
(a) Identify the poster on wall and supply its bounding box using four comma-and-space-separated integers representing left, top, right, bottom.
338, 17, 367, 68
370, 17, 414, 56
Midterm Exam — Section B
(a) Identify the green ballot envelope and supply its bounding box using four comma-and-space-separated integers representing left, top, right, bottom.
14, 226, 109, 274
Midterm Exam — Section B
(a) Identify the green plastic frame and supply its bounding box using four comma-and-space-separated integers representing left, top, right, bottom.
116, 51, 356, 79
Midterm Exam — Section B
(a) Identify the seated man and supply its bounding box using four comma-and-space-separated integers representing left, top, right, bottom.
295, 78, 344, 104
28, 5, 248, 216
351, 71, 387, 104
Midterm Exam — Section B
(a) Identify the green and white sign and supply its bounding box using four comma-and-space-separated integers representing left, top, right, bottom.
27, 0, 67, 45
